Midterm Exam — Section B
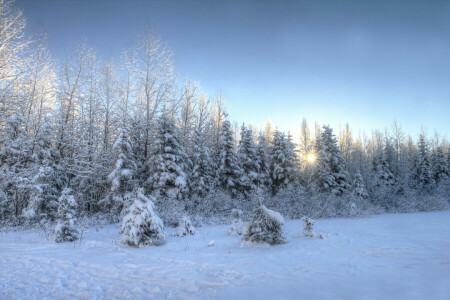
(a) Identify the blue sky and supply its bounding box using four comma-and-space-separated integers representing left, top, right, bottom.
16, 0, 450, 140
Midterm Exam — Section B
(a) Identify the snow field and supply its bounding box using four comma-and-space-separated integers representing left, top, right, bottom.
1, 210, 449, 300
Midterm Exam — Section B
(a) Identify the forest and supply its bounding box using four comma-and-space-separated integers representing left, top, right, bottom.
0, 0, 449, 232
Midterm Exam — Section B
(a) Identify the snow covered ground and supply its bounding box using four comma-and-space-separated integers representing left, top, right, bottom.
1, 211, 450, 300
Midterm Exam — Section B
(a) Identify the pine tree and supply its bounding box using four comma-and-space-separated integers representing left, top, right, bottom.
191, 130, 215, 197
25, 122, 67, 221
54, 188, 79, 243
415, 134, 435, 192
147, 116, 190, 201
353, 173, 368, 199
269, 130, 298, 194
312, 125, 352, 195
217, 119, 242, 197
104, 128, 136, 218
243, 196, 286, 245
238, 124, 259, 195
122, 188, 165, 247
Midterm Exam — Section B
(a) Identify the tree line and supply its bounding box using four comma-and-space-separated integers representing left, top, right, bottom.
0, 0, 448, 226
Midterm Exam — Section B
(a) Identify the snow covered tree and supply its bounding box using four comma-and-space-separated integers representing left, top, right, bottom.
54, 188, 79, 243
122, 188, 165, 247
147, 115, 190, 201
415, 134, 435, 192
25, 122, 66, 221
238, 124, 259, 195
104, 128, 136, 218
269, 130, 298, 194
0, 115, 32, 218
312, 125, 352, 195
190, 130, 215, 197
300, 216, 323, 238
175, 216, 196, 236
431, 146, 449, 184
226, 208, 244, 236
353, 173, 368, 199
243, 196, 286, 245
255, 132, 271, 188
217, 119, 242, 197
371, 151, 396, 188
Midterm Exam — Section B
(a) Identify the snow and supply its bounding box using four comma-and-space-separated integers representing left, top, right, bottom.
1, 211, 450, 299
261, 205, 285, 225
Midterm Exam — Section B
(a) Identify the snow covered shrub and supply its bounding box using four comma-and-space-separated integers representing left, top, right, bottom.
227, 208, 244, 235
122, 188, 165, 247
243, 198, 286, 245
54, 188, 79, 243
299, 216, 323, 239
175, 216, 196, 236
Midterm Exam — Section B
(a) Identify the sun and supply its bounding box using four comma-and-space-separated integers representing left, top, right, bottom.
306, 152, 316, 164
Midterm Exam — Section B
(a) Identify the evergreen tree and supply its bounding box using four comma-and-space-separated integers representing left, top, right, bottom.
122, 188, 165, 247
243, 196, 286, 245
238, 124, 259, 195
353, 173, 369, 199
227, 208, 244, 236
104, 128, 136, 218
415, 134, 435, 192
0, 116, 32, 218
54, 188, 79, 243
191, 130, 215, 197
217, 119, 242, 197
372, 151, 396, 188
147, 116, 190, 201
431, 146, 449, 184
25, 122, 67, 221
312, 125, 352, 195
256, 132, 271, 188
269, 130, 298, 194
175, 216, 196, 236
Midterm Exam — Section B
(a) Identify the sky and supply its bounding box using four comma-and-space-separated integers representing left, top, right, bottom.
15, 0, 450, 141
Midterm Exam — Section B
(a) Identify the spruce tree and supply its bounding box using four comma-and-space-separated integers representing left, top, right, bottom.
54, 188, 79, 243
191, 130, 215, 197
431, 146, 449, 184
312, 125, 352, 195
269, 130, 298, 194
147, 116, 190, 201
415, 134, 435, 192
243, 196, 286, 245
255, 132, 271, 188
238, 124, 259, 195
372, 151, 396, 188
227, 208, 244, 236
217, 119, 242, 197
0, 116, 32, 218
122, 188, 165, 247
25, 122, 67, 221
104, 128, 136, 219
353, 173, 369, 199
